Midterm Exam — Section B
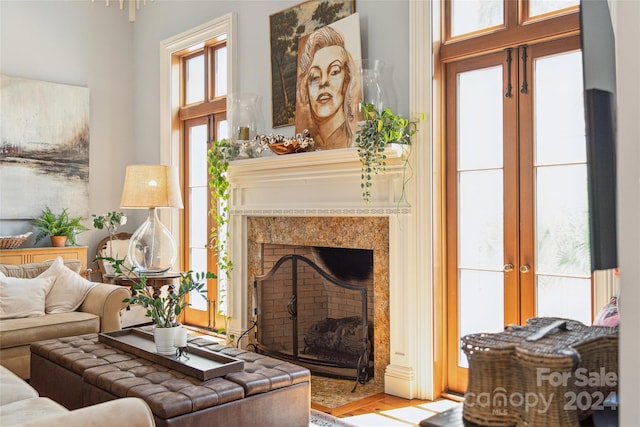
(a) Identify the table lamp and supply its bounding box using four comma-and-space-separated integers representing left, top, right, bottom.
120, 165, 183, 274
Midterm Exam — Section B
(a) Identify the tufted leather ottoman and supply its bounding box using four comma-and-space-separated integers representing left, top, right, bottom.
29, 334, 311, 427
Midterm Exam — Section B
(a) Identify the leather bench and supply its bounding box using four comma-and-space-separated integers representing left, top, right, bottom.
29, 334, 311, 427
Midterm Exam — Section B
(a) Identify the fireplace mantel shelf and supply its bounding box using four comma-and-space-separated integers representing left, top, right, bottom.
227, 143, 412, 214
228, 144, 409, 178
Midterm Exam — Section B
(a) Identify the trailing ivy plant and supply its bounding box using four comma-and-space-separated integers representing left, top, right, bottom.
355, 103, 417, 203
207, 139, 234, 332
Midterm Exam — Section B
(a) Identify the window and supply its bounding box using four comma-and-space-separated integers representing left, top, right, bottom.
160, 14, 234, 332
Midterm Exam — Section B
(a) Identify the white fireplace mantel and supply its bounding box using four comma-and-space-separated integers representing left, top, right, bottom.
228, 144, 411, 215
226, 142, 433, 400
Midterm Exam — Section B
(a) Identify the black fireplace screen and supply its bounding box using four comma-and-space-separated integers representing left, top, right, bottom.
254, 254, 373, 386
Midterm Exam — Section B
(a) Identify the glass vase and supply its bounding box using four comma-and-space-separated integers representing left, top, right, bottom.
229, 93, 264, 142
360, 59, 385, 116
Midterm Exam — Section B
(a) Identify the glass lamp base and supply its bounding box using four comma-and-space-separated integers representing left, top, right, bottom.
128, 208, 177, 275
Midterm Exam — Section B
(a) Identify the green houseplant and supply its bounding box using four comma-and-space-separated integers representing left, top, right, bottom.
354, 103, 417, 203
33, 206, 88, 246
123, 270, 215, 329
122, 269, 215, 355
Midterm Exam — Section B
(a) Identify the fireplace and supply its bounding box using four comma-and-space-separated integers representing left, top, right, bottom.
227, 146, 432, 399
246, 217, 389, 389
254, 245, 374, 385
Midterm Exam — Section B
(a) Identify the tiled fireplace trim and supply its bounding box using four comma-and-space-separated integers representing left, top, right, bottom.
247, 216, 389, 387
231, 208, 410, 216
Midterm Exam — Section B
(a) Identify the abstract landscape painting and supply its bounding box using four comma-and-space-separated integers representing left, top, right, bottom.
0, 75, 89, 219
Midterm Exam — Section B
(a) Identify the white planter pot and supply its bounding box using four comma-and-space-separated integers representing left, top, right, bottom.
153, 326, 180, 355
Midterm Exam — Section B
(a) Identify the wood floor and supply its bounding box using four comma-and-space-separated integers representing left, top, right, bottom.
187, 329, 463, 426
314, 393, 463, 426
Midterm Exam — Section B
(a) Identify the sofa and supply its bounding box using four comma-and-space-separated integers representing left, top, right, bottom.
0, 364, 155, 427
0, 257, 130, 379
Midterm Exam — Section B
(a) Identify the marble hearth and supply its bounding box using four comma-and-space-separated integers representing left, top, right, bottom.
225, 145, 433, 399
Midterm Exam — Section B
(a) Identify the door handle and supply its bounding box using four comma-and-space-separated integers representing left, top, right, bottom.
504, 263, 514, 272
520, 264, 531, 273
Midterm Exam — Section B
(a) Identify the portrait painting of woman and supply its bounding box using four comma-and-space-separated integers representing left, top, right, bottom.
296, 15, 362, 150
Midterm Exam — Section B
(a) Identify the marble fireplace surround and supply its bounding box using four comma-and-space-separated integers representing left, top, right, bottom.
247, 216, 389, 388
226, 145, 429, 399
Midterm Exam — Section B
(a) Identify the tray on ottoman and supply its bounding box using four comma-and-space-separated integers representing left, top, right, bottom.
98, 328, 243, 380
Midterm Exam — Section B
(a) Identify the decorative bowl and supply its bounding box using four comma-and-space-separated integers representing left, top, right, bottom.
0, 232, 32, 249
268, 141, 307, 155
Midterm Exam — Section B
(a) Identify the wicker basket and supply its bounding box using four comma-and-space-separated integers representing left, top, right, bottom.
0, 232, 32, 249
516, 323, 618, 427
462, 317, 618, 427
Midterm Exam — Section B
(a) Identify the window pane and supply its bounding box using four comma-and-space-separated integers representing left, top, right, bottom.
215, 46, 227, 97
185, 55, 204, 104
189, 125, 208, 187
535, 51, 585, 165
459, 170, 503, 269
217, 119, 229, 140
536, 275, 591, 324
189, 247, 208, 310
189, 187, 208, 247
458, 66, 503, 170
459, 269, 504, 367
536, 164, 590, 275
451, 0, 503, 37
530, 0, 579, 18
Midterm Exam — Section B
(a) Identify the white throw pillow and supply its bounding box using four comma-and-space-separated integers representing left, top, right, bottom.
38, 257, 98, 314
0, 271, 55, 319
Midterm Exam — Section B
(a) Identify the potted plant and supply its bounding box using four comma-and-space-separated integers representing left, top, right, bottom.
123, 270, 215, 355
33, 206, 88, 247
354, 103, 418, 203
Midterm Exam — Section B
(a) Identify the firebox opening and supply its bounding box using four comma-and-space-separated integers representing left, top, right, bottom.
311, 246, 373, 281
255, 245, 375, 387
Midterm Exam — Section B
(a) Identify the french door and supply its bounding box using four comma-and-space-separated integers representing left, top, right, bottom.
445, 36, 592, 393
182, 114, 227, 330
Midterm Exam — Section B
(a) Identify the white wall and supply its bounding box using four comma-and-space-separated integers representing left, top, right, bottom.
613, 1, 640, 424
0, 0, 138, 259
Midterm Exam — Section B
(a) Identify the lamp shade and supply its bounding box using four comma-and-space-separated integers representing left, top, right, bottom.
120, 165, 184, 209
